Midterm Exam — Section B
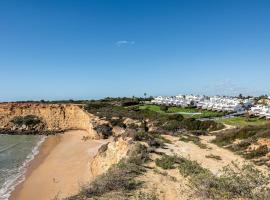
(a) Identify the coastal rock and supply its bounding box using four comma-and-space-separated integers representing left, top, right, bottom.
0, 103, 99, 138
90, 136, 133, 177
93, 124, 113, 139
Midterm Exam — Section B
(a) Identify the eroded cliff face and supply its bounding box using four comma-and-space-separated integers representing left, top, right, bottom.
90, 136, 133, 177
0, 103, 98, 137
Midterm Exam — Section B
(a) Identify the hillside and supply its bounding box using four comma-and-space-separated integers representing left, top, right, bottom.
1, 100, 269, 200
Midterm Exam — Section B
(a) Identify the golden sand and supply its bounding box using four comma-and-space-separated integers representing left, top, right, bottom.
10, 130, 107, 200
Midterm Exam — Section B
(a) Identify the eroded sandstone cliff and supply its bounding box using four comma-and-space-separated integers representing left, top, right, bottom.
0, 103, 98, 137
90, 136, 133, 176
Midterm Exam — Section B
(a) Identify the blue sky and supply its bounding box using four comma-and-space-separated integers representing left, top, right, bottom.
0, 0, 270, 101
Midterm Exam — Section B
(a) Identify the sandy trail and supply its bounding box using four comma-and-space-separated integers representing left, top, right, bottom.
161, 125, 268, 174
140, 124, 268, 200
10, 130, 108, 200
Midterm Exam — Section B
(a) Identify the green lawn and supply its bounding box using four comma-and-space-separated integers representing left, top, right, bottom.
138, 105, 226, 119
138, 105, 164, 113
217, 117, 270, 127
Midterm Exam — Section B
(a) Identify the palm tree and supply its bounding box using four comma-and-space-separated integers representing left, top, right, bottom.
144, 93, 147, 99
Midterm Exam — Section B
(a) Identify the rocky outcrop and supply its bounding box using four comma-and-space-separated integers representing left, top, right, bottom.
0, 103, 99, 137
90, 136, 133, 177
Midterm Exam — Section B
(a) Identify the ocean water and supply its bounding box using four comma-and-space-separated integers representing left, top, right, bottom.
0, 134, 45, 200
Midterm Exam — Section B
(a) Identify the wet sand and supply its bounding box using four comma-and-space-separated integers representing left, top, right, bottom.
10, 130, 107, 200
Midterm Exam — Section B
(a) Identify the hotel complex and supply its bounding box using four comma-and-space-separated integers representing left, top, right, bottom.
151, 95, 270, 119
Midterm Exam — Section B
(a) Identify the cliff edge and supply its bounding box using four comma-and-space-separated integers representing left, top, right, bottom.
0, 103, 98, 137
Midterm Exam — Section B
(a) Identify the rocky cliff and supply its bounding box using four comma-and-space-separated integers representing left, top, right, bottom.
0, 103, 98, 137
90, 136, 133, 176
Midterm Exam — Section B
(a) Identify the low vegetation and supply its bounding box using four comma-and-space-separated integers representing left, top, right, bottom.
85, 100, 223, 134
93, 124, 113, 139
213, 124, 270, 167
244, 145, 269, 159
67, 143, 149, 200
155, 155, 177, 169
213, 124, 270, 146
205, 154, 222, 160
127, 131, 169, 148
68, 98, 270, 199
179, 134, 209, 149
155, 155, 270, 200
217, 116, 270, 127
11, 115, 42, 126
139, 104, 228, 119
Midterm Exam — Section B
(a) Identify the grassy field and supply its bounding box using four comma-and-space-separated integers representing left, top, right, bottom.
138, 105, 226, 119
217, 116, 270, 127
139, 105, 164, 113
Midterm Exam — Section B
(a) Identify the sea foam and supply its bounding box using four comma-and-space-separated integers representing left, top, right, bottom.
0, 136, 46, 200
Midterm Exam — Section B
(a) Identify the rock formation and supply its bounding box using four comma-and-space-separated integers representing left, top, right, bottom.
90, 136, 133, 176
0, 103, 98, 137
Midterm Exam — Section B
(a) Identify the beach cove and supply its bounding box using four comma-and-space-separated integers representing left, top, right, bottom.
10, 130, 108, 200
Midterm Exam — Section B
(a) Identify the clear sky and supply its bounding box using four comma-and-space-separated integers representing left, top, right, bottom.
0, 0, 270, 101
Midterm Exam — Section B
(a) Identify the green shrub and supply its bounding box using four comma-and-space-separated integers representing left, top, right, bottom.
94, 124, 113, 139
179, 134, 208, 149
167, 114, 184, 121
131, 132, 165, 148
137, 192, 158, 200
177, 157, 270, 200
155, 155, 177, 169
67, 143, 149, 199
160, 105, 168, 112
231, 139, 252, 152
110, 118, 126, 128
244, 145, 269, 159
178, 158, 209, 177
11, 115, 41, 126
205, 154, 222, 160
162, 120, 182, 132
213, 125, 270, 147
213, 125, 270, 167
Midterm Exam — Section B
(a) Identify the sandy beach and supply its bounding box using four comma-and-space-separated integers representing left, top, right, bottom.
10, 130, 107, 200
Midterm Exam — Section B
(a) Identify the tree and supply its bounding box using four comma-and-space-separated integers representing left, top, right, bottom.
190, 100, 195, 107
160, 105, 168, 112
144, 93, 147, 99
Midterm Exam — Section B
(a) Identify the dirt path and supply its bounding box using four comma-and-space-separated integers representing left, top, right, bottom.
160, 125, 268, 174
138, 124, 269, 200
137, 155, 199, 200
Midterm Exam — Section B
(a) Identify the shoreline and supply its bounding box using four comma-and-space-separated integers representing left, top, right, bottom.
0, 134, 48, 200
8, 134, 61, 200
9, 130, 107, 200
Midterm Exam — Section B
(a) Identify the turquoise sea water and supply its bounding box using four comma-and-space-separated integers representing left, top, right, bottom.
0, 134, 45, 200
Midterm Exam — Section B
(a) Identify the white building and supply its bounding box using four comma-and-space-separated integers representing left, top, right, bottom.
250, 105, 270, 119
151, 94, 253, 113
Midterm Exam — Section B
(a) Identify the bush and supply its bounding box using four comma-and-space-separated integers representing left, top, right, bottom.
167, 114, 184, 121
178, 158, 209, 177
11, 115, 42, 126
94, 124, 113, 139
121, 99, 140, 107
155, 155, 177, 169
205, 154, 222, 160
160, 105, 168, 112
162, 120, 182, 132
67, 143, 149, 199
110, 118, 126, 128
213, 125, 270, 167
244, 145, 269, 159
154, 155, 270, 199
131, 132, 165, 148
178, 158, 270, 200
213, 125, 270, 147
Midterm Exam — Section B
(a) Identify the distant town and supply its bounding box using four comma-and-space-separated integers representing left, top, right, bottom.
151, 94, 270, 119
